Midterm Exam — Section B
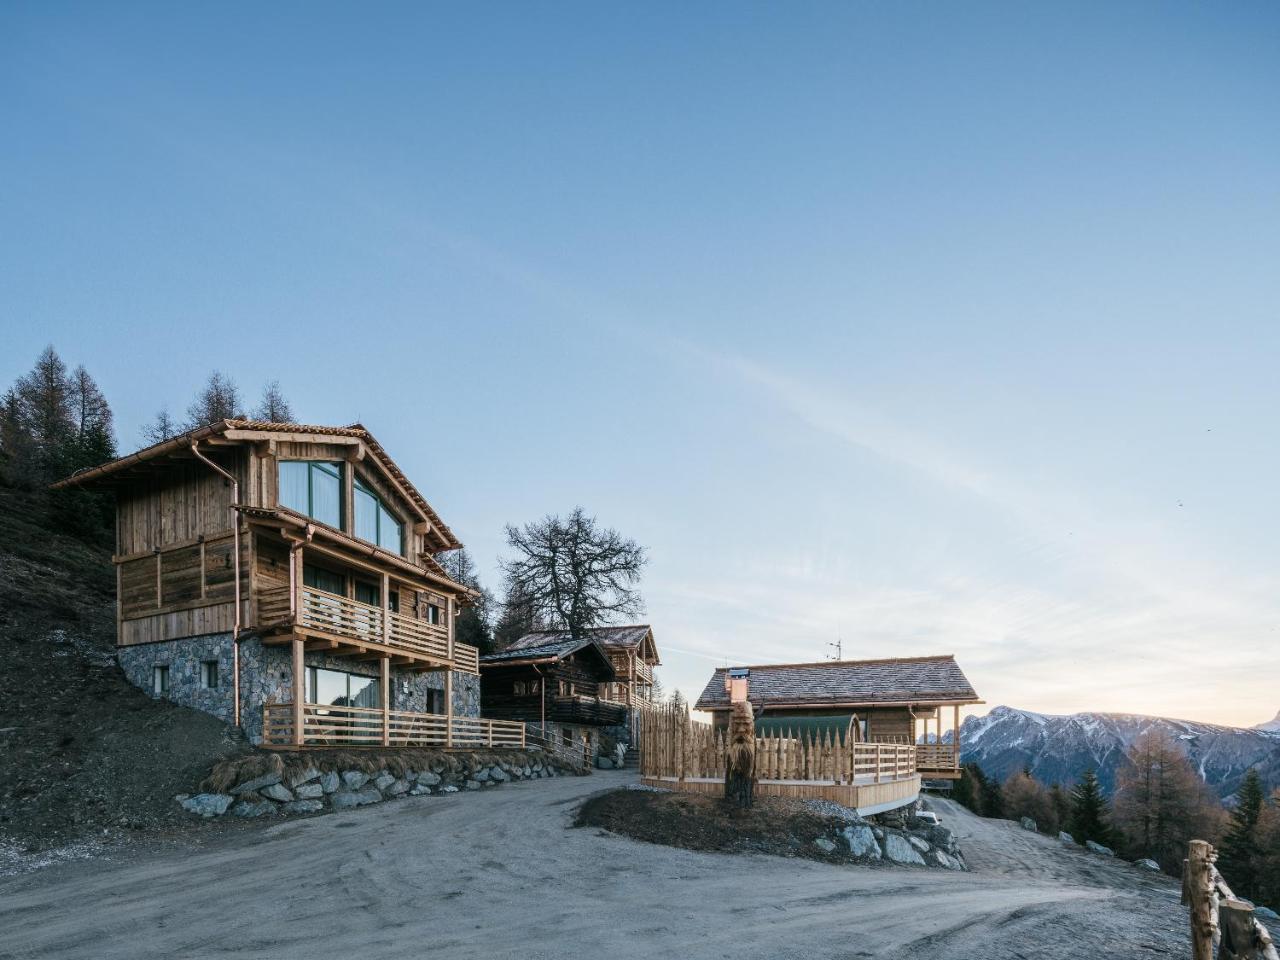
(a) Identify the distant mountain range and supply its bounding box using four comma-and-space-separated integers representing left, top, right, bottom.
946, 705, 1280, 799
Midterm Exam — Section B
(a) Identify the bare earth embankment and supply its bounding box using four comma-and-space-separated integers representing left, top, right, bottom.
0, 772, 1195, 960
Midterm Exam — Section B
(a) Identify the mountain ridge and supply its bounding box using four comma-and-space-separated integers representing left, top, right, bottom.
947, 704, 1280, 798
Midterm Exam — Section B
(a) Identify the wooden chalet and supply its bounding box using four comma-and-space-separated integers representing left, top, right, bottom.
52, 419, 524, 749
693, 655, 982, 779
479, 634, 628, 758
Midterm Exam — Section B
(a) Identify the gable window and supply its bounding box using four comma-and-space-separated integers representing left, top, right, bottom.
200, 661, 219, 689
279, 461, 343, 529
153, 665, 170, 695
353, 476, 404, 555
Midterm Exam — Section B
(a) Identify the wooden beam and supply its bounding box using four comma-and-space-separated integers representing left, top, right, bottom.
380, 656, 390, 747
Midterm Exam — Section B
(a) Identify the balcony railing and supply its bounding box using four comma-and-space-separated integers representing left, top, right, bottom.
263, 703, 527, 748
914, 742, 959, 772
257, 585, 479, 674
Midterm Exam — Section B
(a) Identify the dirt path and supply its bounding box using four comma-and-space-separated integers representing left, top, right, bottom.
0, 774, 1190, 960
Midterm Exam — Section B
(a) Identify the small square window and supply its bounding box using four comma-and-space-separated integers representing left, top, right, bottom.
201, 661, 219, 689
153, 665, 170, 695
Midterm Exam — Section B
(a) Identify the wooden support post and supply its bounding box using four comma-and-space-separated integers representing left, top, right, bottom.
291, 636, 304, 747
380, 655, 390, 747
1187, 840, 1216, 960
289, 543, 302, 620
445, 669, 453, 747
875, 743, 882, 783
380, 572, 390, 645
1221, 898, 1276, 960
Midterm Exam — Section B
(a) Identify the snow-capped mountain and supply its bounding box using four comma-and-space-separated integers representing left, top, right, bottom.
1254, 710, 1280, 733
946, 705, 1280, 798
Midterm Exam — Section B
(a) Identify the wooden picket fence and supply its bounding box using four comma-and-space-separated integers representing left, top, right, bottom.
640, 704, 916, 785
1184, 839, 1278, 960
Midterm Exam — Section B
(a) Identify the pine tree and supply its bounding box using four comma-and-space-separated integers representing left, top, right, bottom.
142, 407, 180, 444
1219, 768, 1266, 899
1069, 769, 1113, 848
1049, 783, 1071, 836
252, 380, 294, 422
954, 763, 986, 815
982, 774, 1006, 819
185, 371, 243, 428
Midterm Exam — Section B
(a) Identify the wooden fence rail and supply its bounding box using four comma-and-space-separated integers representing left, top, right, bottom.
1184, 839, 1279, 960
263, 703, 526, 749
639, 704, 916, 784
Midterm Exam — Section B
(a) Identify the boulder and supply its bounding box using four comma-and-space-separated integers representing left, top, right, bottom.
596, 757, 615, 770
372, 773, 396, 792
330, 786, 382, 810
474, 767, 490, 782
341, 771, 369, 791
908, 836, 931, 854
841, 824, 881, 860
384, 779, 411, 797
441, 785, 460, 794
813, 837, 837, 853
181, 794, 233, 818
282, 799, 324, 815
464, 780, 481, 791
417, 772, 441, 787
1085, 840, 1115, 857
259, 783, 295, 803
231, 800, 278, 818
490, 766, 509, 782
1058, 831, 1075, 844
288, 767, 320, 788
872, 827, 885, 840
931, 849, 959, 870
884, 833, 926, 866
295, 783, 324, 800
232, 772, 282, 795
1020, 817, 1037, 832
929, 825, 957, 853
1134, 858, 1161, 871
410, 783, 433, 795
319, 772, 340, 794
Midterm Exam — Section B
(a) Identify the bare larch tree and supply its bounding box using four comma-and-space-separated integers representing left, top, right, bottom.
500, 507, 646, 642
185, 370, 243, 429
253, 380, 294, 422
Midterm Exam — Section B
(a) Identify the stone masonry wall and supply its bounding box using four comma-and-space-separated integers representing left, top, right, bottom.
118, 632, 483, 744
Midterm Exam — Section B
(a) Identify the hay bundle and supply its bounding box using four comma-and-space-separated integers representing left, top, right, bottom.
723, 699, 756, 808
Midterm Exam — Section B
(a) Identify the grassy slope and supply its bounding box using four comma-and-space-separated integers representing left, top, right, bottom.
0, 485, 246, 851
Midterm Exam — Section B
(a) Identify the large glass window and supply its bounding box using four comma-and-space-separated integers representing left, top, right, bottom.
353, 476, 404, 555
278, 461, 343, 528
305, 666, 380, 708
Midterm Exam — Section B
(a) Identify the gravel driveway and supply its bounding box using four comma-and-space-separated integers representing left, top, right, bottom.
0, 772, 1192, 959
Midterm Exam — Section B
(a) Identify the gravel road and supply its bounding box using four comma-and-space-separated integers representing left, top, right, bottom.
0, 772, 1191, 960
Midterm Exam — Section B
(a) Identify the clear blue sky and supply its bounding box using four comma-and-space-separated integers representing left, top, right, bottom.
4, 2, 1278, 727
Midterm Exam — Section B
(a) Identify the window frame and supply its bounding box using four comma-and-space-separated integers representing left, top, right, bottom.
153, 664, 170, 695
200, 660, 219, 690
353, 474, 405, 556
278, 460, 345, 529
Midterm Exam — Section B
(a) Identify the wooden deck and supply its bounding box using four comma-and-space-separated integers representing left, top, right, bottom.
641, 774, 922, 816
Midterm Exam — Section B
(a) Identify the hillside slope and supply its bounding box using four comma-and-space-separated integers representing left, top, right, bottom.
0, 485, 245, 855
951, 705, 1280, 798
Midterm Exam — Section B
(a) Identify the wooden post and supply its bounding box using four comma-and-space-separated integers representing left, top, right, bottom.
953, 704, 961, 769
291, 636, 304, 747
289, 543, 301, 620
1187, 840, 1216, 960
1221, 899, 1277, 960
380, 655, 390, 747
380, 572, 390, 645
445, 669, 453, 747
875, 743, 882, 783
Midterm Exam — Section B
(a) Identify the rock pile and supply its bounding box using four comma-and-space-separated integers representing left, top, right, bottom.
178, 749, 570, 820
812, 800, 967, 870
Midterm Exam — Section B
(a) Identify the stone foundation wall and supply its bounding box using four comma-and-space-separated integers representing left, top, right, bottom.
117, 631, 483, 744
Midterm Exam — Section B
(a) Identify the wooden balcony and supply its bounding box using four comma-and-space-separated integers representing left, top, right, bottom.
548, 695, 627, 727
914, 742, 960, 778
258, 585, 479, 674
262, 703, 526, 749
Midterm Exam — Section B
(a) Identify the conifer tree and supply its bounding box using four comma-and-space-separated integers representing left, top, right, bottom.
1049, 783, 1071, 835
436, 548, 495, 655
185, 371, 243, 428
1219, 768, 1266, 899
252, 380, 294, 422
1069, 769, 1113, 847
142, 406, 180, 444
982, 773, 1006, 819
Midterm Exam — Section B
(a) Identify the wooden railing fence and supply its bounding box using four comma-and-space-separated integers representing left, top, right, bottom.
263, 703, 526, 749
1184, 839, 1278, 960
640, 704, 916, 784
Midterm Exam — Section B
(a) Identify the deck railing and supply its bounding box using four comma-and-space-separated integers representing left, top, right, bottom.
914, 742, 959, 772
263, 703, 527, 748
257, 584, 479, 674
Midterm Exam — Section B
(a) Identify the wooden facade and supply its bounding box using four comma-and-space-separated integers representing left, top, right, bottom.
54, 420, 490, 746
480, 641, 626, 729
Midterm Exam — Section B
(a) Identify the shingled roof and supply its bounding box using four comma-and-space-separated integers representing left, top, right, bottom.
501, 625, 657, 659
479, 635, 616, 678
694, 655, 980, 711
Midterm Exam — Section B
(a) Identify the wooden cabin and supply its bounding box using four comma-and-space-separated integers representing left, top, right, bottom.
479, 635, 627, 760
693, 655, 982, 779
50, 419, 517, 748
